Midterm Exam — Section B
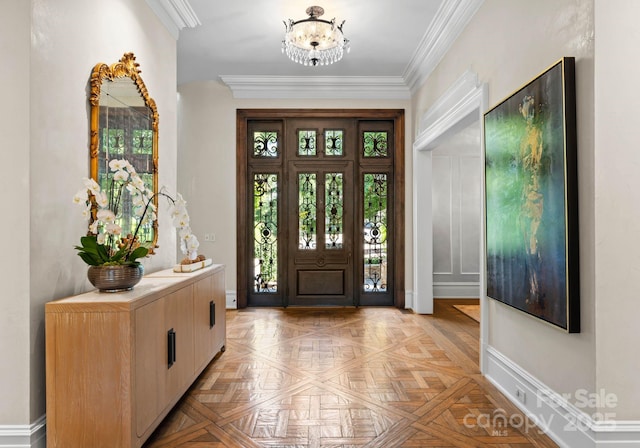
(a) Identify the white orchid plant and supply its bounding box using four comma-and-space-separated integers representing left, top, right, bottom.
73, 158, 199, 266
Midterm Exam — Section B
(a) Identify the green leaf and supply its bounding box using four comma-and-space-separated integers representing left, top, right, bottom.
77, 251, 100, 266
77, 236, 101, 257
80, 235, 98, 250
96, 243, 110, 262
111, 246, 127, 262
128, 246, 149, 262
75, 235, 116, 265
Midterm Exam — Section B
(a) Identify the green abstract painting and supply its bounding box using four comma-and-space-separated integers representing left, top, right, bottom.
484, 58, 580, 332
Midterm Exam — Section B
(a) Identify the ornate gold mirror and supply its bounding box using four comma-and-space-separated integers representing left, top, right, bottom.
89, 52, 159, 251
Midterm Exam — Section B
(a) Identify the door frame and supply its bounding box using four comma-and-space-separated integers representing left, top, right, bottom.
236, 109, 405, 309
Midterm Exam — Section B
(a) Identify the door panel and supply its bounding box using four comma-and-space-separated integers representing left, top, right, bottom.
297, 270, 344, 295
287, 161, 354, 306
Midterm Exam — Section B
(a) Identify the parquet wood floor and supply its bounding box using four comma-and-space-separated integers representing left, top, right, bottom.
143, 300, 558, 448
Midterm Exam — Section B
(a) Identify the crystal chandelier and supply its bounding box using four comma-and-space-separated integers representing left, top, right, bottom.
282, 6, 350, 67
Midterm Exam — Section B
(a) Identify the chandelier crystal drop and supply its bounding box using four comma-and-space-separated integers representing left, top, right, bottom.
282, 6, 350, 67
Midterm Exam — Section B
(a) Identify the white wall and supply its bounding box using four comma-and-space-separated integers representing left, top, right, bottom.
0, 0, 31, 424
10, 0, 178, 426
593, 0, 640, 419
177, 80, 412, 297
412, 0, 597, 411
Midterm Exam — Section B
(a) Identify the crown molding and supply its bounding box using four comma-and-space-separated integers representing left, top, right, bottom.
219, 76, 411, 100
145, 0, 201, 39
418, 69, 481, 134
403, 0, 484, 93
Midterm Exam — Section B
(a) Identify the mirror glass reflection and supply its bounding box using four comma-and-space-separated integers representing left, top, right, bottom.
90, 53, 159, 251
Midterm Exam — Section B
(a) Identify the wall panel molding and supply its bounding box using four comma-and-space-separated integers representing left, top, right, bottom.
459, 154, 481, 275
432, 154, 454, 275
433, 282, 479, 298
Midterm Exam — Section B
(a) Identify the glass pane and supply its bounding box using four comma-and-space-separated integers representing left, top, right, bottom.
97, 99, 156, 248
363, 131, 388, 157
298, 130, 317, 156
325, 173, 343, 249
325, 130, 343, 156
132, 129, 153, 154
135, 172, 154, 242
363, 173, 388, 292
253, 131, 279, 157
254, 174, 278, 292
102, 128, 125, 154
298, 173, 317, 249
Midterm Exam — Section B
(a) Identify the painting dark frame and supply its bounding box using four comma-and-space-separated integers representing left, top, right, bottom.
483, 57, 579, 332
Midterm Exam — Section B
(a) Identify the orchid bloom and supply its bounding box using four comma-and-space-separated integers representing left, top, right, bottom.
113, 170, 129, 182
75, 158, 201, 264
97, 209, 116, 224
96, 191, 109, 208
82, 177, 100, 195
108, 159, 127, 172
73, 189, 88, 204
105, 222, 122, 236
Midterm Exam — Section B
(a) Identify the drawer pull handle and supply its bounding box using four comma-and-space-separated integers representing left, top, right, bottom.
167, 328, 176, 368
210, 301, 216, 328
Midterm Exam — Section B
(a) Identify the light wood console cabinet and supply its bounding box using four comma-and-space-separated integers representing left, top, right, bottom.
45, 265, 226, 448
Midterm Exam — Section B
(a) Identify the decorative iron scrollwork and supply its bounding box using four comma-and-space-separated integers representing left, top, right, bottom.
363, 131, 388, 157
325, 130, 343, 156
254, 173, 279, 292
298, 173, 317, 249
325, 172, 343, 249
363, 173, 388, 292
254, 131, 279, 157
298, 130, 317, 156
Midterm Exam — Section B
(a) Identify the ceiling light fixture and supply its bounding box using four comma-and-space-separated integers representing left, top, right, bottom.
282, 5, 350, 67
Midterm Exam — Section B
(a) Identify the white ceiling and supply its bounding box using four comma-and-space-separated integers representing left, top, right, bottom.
176, 0, 445, 85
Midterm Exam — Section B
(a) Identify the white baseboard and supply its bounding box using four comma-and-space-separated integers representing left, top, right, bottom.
226, 290, 237, 309
0, 415, 46, 448
485, 346, 640, 447
433, 281, 479, 298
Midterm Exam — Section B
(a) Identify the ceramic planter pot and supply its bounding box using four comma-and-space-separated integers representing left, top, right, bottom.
87, 264, 144, 292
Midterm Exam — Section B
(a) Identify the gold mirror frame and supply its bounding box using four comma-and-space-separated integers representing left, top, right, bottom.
89, 52, 159, 251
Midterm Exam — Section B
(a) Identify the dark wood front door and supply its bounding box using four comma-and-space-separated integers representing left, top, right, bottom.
236, 109, 405, 308
287, 160, 354, 306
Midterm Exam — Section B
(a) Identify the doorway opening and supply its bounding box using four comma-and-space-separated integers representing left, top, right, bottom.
412, 70, 488, 371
